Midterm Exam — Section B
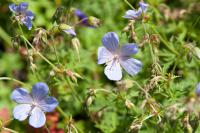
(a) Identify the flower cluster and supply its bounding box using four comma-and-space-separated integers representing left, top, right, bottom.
9, 2, 34, 30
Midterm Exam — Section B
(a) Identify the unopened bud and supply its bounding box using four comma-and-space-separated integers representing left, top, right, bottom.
125, 99, 134, 109
88, 16, 101, 28
11, 36, 20, 48
122, 25, 130, 32
30, 63, 37, 72
71, 37, 81, 61
86, 96, 93, 106
59, 24, 76, 37
49, 70, 55, 77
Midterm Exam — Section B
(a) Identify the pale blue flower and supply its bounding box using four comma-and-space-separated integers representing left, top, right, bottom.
195, 83, 200, 97
123, 2, 148, 20
11, 82, 58, 128
98, 32, 142, 81
9, 2, 34, 30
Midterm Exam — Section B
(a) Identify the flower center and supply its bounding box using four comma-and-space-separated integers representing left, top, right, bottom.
113, 54, 119, 62
32, 101, 39, 107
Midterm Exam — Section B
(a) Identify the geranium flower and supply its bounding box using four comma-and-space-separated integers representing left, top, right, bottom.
123, 2, 148, 19
98, 32, 142, 81
11, 82, 58, 128
9, 2, 34, 30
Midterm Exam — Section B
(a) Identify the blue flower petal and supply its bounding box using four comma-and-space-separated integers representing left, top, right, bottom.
9, 4, 17, 13
120, 58, 142, 76
74, 9, 87, 20
123, 10, 138, 19
98, 46, 113, 64
11, 88, 33, 104
13, 104, 32, 121
63, 29, 76, 37
39, 96, 58, 112
21, 17, 32, 30
123, 8, 142, 19
25, 11, 34, 20
17, 2, 28, 13
31, 82, 49, 101
104, 60, 122, 81
120, 44, 138, 57
139, 2, 148, 12
29, 107, 46, 128
102, 32, 119, 53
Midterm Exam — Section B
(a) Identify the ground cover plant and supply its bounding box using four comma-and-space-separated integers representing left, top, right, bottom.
0, 0, 200, 132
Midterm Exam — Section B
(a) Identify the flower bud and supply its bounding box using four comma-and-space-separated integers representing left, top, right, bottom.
59, 24, 76, 37
88, 16, 101, 28
125, 99, 134, 109
11, 36, 20, 48
86, 96, 93, 106
71, 37, 81, 61
30, 63, 37, 72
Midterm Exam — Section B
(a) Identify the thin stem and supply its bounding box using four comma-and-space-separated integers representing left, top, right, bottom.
45, 124, 51, 133
66, 78, 82, 102
151, 26, 179, 55
67, 0, 74, 24
95, 89, 117, 97
132, 80, 149, 98
18, 24, 31, 63
56, 106, 69, 121
124, 0, 135, 10
71, 124, 78, 133
50, 35, 60, 65
0, 77, 27, 86
3, 118, 14, 125
21, 35, 59, 71
142, 23, 156, 63
2, 127, 19, 133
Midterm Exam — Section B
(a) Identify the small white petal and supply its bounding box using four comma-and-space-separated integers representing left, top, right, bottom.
13, 104, 32, 121
29, 107, 46, 128
104, 60, 122, 81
